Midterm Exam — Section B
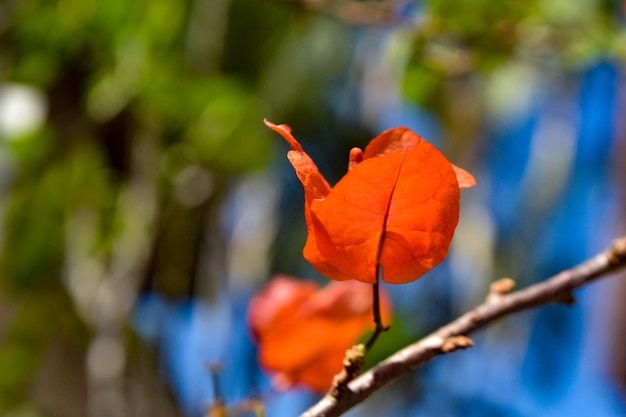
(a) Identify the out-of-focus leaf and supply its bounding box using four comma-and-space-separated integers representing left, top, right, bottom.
247, 275, 392, 392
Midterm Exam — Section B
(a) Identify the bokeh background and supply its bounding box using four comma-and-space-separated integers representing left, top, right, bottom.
1, 0, 626, 416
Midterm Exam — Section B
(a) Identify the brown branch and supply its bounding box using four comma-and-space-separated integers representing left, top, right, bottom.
301, 237, 626, 417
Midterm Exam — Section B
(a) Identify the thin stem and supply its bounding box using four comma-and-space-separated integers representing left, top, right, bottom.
365, 264, 389, 351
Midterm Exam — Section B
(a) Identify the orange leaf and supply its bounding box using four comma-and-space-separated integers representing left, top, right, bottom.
247, 275, 392, 392
265, 120, 475, 284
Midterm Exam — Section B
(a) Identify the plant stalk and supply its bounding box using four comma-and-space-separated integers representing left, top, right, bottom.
365, 265, 388, 351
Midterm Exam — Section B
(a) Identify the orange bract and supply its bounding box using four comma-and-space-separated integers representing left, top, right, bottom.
247, 275, 392, 392
265, 120, 475, 284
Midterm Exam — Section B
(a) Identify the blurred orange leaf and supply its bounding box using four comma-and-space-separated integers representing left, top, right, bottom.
265, 120, 475, 284
247, 275, 391, 392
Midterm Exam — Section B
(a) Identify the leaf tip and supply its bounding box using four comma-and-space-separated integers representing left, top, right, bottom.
264, 118, 303, 152
452, 164, 476, 189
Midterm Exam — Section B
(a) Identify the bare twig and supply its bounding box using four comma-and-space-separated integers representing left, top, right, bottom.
301, 237, 626, 417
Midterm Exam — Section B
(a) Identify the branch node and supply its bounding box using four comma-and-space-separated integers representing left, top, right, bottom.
490, 277, 516, 295
441, 335, 474, 353
608, 237, 626, 265
330, 344, 365, 399
487, 277, 516, 303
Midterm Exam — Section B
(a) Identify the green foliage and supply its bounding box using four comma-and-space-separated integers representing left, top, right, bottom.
0, 0, 294, 411
403, 0, 625, 109
1, 177, 64, 292
0, 295, 61, 409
